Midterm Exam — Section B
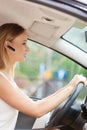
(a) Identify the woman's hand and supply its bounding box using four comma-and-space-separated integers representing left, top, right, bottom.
68, 75, 87, 88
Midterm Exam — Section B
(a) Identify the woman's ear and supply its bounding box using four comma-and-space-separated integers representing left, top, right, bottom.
4, 40, 15, 51
4, 40, 9, 48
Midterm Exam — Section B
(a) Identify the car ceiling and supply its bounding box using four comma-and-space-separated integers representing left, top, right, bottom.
0, 0, 87, 68
0, 0, 85, 46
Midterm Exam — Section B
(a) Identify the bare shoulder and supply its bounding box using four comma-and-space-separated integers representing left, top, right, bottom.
0, 75, 14, 96
0, 74, 18, 104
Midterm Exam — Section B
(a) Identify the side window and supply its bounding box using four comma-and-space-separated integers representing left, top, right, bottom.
15, 40, 87, 101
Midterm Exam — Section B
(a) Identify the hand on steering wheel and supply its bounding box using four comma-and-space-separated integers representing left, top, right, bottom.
46, 82, 84, 129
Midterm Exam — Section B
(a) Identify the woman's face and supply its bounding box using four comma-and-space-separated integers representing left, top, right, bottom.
7, 32, 29, 63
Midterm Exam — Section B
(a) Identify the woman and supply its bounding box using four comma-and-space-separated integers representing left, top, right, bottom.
0, 23, 86, 130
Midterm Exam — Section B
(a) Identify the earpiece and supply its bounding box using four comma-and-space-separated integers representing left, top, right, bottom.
7, 45, 15, 51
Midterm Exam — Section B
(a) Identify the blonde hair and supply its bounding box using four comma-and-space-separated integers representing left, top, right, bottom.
0, 23, 25, 69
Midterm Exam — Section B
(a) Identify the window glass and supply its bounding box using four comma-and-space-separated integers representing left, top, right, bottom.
75, 0, 87, 5
15, 40, 87, 101
62, 26, 87, 53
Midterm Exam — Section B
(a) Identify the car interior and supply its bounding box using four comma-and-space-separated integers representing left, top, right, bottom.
0, 0, 87, 130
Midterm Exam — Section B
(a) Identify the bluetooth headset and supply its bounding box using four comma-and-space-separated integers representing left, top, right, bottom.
7, 45, 15, 51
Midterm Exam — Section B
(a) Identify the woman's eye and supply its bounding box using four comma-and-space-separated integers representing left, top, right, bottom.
22, 43, 26, 45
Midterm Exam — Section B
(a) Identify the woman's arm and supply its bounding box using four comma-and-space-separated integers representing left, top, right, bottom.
35, 74, 86, 116
0, 75, 86, 118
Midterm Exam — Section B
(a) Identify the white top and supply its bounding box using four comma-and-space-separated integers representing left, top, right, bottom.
0, 72, 19, 130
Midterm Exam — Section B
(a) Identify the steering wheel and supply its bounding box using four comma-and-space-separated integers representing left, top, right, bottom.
46, 82, 84, 129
